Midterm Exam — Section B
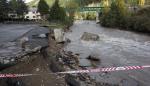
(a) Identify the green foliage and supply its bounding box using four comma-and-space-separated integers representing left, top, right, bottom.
136, 7, 150, 17
64, 0, 79, 9
101, 0, 150, 34
100, 0, 127, 27
48, 0, 73, 26
128, 0, 139, 6
77, 0, 101, 6
49, 0, 65, 21
0, 0, 8, 21
8, 0, 28, 17
38, 0, 49, 16
16, 0, 28, 16
86, 12, 96, 20
126, 7, 150, 33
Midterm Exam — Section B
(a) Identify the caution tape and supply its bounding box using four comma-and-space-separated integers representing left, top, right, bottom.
0, 65, 150, 78
59, 65, 150, 74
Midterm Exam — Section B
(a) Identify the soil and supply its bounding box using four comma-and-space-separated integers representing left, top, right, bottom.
0, 28, 67, 86
0, 53, 66, 86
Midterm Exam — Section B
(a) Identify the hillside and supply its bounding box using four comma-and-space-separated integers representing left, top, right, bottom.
27, 0, 102, 8
27, 0, 66, 7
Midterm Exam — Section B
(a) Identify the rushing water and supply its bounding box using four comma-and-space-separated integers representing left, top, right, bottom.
64, 20, 150, 86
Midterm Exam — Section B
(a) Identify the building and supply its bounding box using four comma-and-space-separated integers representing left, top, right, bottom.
8, 13, 18, 19
24, 8, 41, 20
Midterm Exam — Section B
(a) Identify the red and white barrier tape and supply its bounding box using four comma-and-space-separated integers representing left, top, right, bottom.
59, 65, 150, 74
0, 74, 36, 78
0, 65, 150, 78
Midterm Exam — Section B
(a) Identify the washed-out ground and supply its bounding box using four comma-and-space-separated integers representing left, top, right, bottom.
0, 24, 66, 86
0, 21, 150, 86
0, 53, 65, 86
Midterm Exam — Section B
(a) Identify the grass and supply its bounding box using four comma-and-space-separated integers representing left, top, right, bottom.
39, 21, 66, 29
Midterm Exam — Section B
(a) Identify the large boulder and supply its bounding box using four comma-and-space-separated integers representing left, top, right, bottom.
87, 54, 100, 62
54, 29, 64, 43
79, 59, 91, 67
65, 74, 81, 86
81, 32, 99, 41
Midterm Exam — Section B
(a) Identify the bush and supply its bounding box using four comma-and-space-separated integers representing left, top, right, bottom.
126, 7, 150, 33
100, 1, 150, 34
126, 15, 150, 32
86, 12, 96, 20
136, 7, 150, 17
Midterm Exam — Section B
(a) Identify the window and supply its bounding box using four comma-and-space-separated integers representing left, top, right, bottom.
26, 16, 29, 19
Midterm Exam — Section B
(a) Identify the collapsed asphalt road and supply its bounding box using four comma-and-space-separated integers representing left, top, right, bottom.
0, 24, 49, 64
0, 24, 66, 86
1, 21, 150, 86
0, 24, 35, 44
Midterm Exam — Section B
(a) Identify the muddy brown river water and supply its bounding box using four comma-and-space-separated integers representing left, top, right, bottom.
64, 20, 150, 86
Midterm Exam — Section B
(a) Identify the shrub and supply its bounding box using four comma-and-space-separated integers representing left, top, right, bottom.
100, 1, 150, 34
126, 7, 150, 33
126, 15, 150, 32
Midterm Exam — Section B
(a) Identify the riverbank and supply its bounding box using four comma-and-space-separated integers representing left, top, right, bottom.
100, 6, 150, 35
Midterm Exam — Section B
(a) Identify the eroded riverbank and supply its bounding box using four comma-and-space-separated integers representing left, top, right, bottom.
0, 21, 150, 86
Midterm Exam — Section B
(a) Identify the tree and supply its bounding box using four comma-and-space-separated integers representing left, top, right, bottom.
65, 0, 79, 17
128, 0, 139, 6
38, 0, 49, 16
0, 0, 8, 21
102, 0, 110, 13
138, 0, 145, 7
8, 0, 28, 18
100, 0, 127, 27
49, 0, 66, 21
8, 0, 17, 13
17, 0, 28, 17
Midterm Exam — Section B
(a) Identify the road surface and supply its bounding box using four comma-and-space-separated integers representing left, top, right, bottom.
0, 24, 36, 44
0, 24, 49, 60
64, 20, 150, 86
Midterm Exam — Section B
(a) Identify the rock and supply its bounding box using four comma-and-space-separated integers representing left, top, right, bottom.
20, 37, 29, 44
119, 79, 139, 86
32, 33, 47, 38
38, 34, 47, 38
6, 79, 25, 86
10, 58, 15, 62
49, 56, 64, 72
36, 68, 40, 72
32, 46, 42, 52
79, 59, 91, 67
65, 38, 71, 43
87, 53, 100, 61
96, 82, 118, 86
54, 29, 64, 43
81, 32, 99, 41
3, 59, 10, 64
65, 74, 81, 86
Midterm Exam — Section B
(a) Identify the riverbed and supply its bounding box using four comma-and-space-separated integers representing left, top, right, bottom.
64, 20, 150, 86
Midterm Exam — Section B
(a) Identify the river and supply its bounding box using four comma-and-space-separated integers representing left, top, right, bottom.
64, 20, 150, 86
